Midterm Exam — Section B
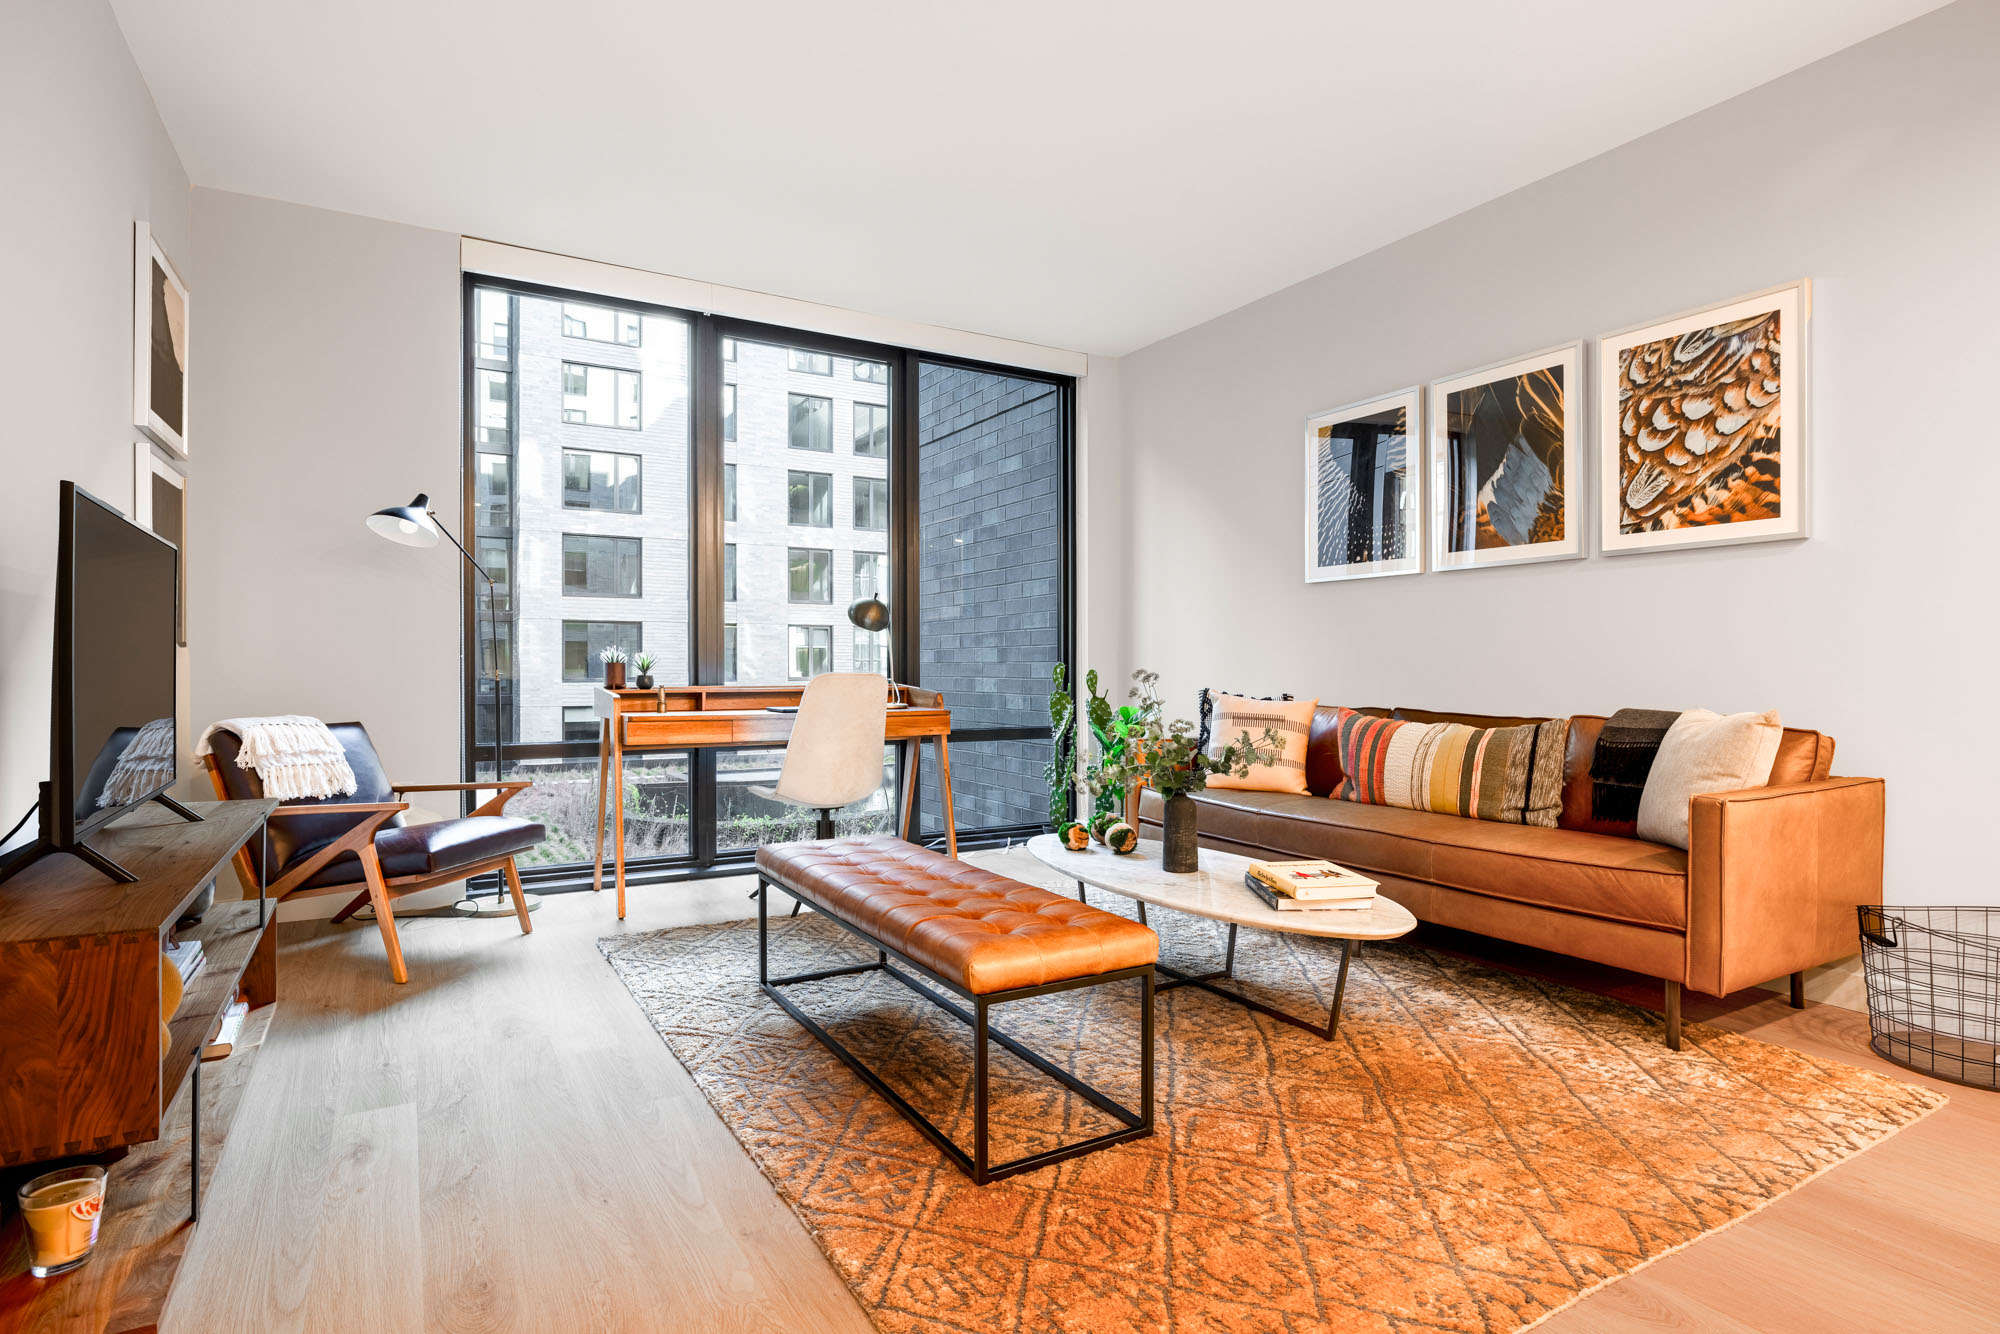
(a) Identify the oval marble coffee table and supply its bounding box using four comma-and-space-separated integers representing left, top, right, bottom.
1026, 833, 1415, 1040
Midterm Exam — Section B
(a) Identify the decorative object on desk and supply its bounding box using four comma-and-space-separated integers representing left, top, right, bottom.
1304, 387, 1421, 581
1102, 821, 1138, 854
133, 221, 189, 459
1056, 821, 1089, 851
1086, 670, 1283, 872
17, 1164, 108, 1278
847, 596, 894, 693
1041, 663, 1076, 830
1599, 282, 1809, 554
364, 492, 531, 916
1427, 343, 1581, 570
632, 652, 655, 690
599, 644, 627, 689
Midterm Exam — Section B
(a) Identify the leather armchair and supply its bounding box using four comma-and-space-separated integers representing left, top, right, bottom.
204, 722, 545, 983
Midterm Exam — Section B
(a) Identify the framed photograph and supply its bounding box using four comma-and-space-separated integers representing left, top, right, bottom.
1303, 388, 1422, 581
1598, 282, 1808, 555
133, 221, 189, 459
133, 441, 187, 646
1428, 342, 1582, 570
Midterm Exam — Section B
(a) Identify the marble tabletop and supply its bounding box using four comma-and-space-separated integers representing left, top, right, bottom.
1025, 834, 1417, 942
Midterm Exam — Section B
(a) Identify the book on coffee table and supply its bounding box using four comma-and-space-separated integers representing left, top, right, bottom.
1242, 874, 1377, 912
1246, 859, 1378, 900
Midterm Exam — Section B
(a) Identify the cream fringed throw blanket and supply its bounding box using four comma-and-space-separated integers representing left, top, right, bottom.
96, 717, 179, 807
194, 716, 358, 800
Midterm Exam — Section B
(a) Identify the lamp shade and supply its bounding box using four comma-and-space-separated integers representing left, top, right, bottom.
847, 597, 890, 634
366, 493, 440, 548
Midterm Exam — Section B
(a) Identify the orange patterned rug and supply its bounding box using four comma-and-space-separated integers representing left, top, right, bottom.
601, 855, 1943, 1334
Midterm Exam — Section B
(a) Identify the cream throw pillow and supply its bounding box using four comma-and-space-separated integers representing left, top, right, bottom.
1636, 709, 1783, 849
1205, 694, 1318, 794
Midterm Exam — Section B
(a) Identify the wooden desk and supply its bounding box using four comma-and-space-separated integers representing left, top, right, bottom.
591, 684, 955, 918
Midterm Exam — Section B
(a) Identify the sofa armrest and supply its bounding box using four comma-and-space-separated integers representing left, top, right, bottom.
1685, 777, 1884, 996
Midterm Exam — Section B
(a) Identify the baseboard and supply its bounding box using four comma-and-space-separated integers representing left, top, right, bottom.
1757, 955, 1866, 1013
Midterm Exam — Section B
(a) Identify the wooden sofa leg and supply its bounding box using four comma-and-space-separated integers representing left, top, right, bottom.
1663, 980, 1682, 1051
359, 844, 409, 984
1789, 970, 1807, 1009
503, 858, 534, 935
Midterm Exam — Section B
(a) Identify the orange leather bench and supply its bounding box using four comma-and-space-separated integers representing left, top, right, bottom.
755, 836, 1158, 1183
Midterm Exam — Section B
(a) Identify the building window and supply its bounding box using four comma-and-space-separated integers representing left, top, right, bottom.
853, 550, 885, 602
723, 543, 736, 602
562, 621, 642, 681
788, 393, 832, 452
788, 548, 831, 603
562, 362, 640, 429
789, 625, 832, 679
788, 470, 832, 526
722, 337, 737, 362
481, 620, 514, 678
853, 402, 888, 458
562, 449, 641, 512
854, 360, 888, 384
723, 624, 738, 683
562, 534, 642, 598
723, 383, 737, 442
476, 453, 511, 529
789, 349, 832, 375
477, 537, 511, 612
562, 705, 599, 742
476, 369, 510, 447
724, 462, 736, 521
476, 289, 511, 361
854, 477, 889, 531
561, 302, 641, 346
853, 627, 885, 674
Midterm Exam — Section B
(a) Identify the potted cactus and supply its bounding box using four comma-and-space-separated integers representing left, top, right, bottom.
633, 652, 656, 690
600, 644, 628, 689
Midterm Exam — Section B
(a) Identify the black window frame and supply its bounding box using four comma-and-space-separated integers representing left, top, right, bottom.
853, 400, 889, 458
786, 546, 832, 604
787, 392, 833, 452
853, 476, 889, 531
461, 274, 1075, 890
560, 359, 642, 430
786, 468, 833, 527
561, 447, 644, 513
560, 619, 644, 682
789, 348, 833, 375
560, 301, 643, 346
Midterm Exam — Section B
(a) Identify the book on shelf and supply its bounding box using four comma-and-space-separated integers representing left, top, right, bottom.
1243, 874, 1378, 913
202, 999, 250, 1061
163, 938, 205, 985
1246, 859, 1377, 900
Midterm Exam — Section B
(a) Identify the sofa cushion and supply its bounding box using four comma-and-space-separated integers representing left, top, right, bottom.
1171, 788, 1689, 931
295, 815, 547, 889
1558, 714, 1834, 834
1331, 709, 1569, 828
1205, 693, 1317, 794
1304, 704, 1389, 797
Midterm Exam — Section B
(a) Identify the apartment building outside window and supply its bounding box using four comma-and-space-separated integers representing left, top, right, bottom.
562, 362, 640, 428
853, 550, 885, 602
854, 402, 888, 458
722, 544, 736, 602
854, 359, 887, 384
788, 470, 831, 526
562, 449, 641, 512
723, 383, 737, 441
854, 477, 889, 531
789, 625, 831, 678
561, 302, 641, 345
562, 621, 642, 680
562, 534, 642, 597
723, 623, 738, 682
723, 463, 736, 520
789, 349, 832, 375
787, 548, 831, 603
788, 393, 832, 451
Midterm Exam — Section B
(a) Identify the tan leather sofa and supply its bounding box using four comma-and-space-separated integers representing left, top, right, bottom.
1139, 707, 1883, 1048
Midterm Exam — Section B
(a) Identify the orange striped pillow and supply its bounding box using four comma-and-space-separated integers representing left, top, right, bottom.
1204, 694, 1318, 794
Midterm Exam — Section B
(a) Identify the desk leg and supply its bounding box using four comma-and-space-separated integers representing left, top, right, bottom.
899, 738, 920, 842
592, 719, 610, 895
613, 729, 627, 920
937, 734, 958, 858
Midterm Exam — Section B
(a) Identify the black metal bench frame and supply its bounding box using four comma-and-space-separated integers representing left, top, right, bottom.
756, 876, 1155, 1185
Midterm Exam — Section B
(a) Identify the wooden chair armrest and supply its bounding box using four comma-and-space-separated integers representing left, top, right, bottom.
265, 804, 407, 898
391, 780, 532, 817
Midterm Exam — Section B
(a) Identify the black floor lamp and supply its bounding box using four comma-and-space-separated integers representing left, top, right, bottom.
848, 596, 896, 698
367, 493, 538, 918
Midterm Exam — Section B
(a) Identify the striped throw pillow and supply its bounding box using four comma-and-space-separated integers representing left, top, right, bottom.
1204, 694, 1318, 794
1333, 707, 1569, 827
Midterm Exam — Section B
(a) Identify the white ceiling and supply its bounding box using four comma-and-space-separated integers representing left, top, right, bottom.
112, 0, 1945, 356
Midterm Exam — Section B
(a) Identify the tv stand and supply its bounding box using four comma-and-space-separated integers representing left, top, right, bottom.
1, 785, 209, 886
154, 791, 205, 822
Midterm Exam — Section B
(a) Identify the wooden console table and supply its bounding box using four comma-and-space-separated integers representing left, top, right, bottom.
591, 684, 955, 918
0, 798, 275, 1332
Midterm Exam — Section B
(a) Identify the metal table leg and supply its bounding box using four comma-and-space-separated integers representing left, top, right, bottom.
189, 1058, 201, 1222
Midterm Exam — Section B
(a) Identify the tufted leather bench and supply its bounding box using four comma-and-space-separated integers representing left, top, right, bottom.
755, 836, 1158, 1184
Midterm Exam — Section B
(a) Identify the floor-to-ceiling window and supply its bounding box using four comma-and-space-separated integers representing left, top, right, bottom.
463, 277, 1071, 884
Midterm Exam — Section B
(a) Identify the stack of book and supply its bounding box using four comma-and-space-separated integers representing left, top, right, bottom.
1244, 859, 1379, 912
163, 937, 206, 985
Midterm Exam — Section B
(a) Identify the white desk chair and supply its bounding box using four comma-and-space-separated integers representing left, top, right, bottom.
751, 673, 890, 915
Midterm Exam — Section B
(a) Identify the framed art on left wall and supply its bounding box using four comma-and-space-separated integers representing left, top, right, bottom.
133, 221, 190, 459
133, 441, 187, 646
1303, 388, 1422, 582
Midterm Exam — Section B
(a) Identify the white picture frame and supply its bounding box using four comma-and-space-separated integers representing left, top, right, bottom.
1303, 388, 1423, 582
1427, 342, 1584, 571
1597, 281, 1809, 555
133, 440, 188, 646
133, 221, 190, 459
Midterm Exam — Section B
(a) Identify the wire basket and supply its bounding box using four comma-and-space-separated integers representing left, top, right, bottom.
1858, 905, 2000, 1090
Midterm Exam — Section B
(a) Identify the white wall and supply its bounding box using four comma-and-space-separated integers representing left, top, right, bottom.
187, 189, 464, 895
1114, 0, 2000, 907
0, 0, 190, 853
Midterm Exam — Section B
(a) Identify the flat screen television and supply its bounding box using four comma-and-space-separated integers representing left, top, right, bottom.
31, 482, 185, 880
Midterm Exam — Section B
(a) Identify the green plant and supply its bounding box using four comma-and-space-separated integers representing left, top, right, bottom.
633, 652, 655, 674
1086, 669, 1283, 802
1042, 663, 1077, 830
1083, 668, 1139, 820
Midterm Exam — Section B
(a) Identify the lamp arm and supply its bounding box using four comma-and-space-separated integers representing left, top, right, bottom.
425, 508, 493, 586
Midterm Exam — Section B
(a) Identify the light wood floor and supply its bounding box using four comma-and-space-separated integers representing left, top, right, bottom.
167, 869, 2000, 1333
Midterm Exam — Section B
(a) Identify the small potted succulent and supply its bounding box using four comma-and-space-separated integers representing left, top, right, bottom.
600, 644, 628, 689
633, 652, 656, 690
